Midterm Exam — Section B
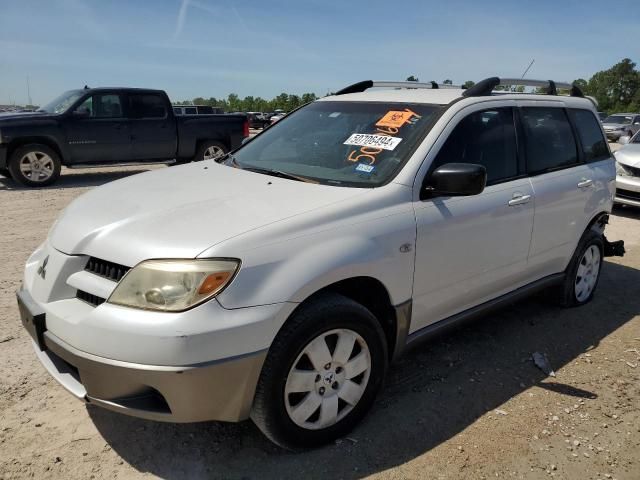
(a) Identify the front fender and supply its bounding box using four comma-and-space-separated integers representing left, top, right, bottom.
214, 212, 416, 310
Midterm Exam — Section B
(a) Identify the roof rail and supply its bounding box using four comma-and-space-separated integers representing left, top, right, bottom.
334, 80, 460, 95
463, 77, 584, 98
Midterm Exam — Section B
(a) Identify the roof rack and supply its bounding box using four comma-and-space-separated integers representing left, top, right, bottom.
462, 77, 584, 98
334, 80, 460, 95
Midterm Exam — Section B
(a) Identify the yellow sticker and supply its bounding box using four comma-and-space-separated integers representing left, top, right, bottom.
375, 109, 418, 128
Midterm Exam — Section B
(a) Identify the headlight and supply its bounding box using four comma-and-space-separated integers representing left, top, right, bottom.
108, 259, 240, 312
616, 161, 632, 177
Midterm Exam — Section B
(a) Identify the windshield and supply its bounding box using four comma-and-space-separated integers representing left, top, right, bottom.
231, 101, 442, 187
632, 132, 640, 144
603, 115, 633, 124
37, 90, 84, 114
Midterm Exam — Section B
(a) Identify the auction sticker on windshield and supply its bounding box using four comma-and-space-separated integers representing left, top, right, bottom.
344, 133, 402, 151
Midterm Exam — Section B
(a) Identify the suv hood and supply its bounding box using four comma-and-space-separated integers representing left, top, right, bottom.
49, 162, 366, 266
0, 111, 53, 123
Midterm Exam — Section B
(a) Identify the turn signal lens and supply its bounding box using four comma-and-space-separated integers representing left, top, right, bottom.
198, 271, 232, 295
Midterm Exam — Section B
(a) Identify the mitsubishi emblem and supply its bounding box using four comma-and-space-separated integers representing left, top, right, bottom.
37, 256, 49, 280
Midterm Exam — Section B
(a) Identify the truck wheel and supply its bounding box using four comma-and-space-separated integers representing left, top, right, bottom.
8, 144, 61, 187
559, 229, 604, 307
251, 293, 388, 450
195, 141, 227, 162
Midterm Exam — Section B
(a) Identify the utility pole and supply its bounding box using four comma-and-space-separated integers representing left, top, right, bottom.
26, 75, 32, 106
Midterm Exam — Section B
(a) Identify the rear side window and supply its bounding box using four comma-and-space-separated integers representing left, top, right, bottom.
568, 109, 609, 162
432, 108, 518, 185
521, 107, 578, 173
128, 94, 166, 119
185, 107, 197, 115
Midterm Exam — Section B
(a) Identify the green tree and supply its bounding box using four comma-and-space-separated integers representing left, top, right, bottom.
587, 58, 640, 112
443, 79, 453, 85
462, 80, 475, 89
406, 75, 419, 82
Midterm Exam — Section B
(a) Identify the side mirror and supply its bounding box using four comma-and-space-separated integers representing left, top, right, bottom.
619, 136, 630, 145
73, 107, 90, 118
424, 163, 487, 198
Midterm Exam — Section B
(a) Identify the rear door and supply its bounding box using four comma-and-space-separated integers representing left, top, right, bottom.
65, 93, 131, 164
128, 93, 177, 160
411, 103, 535, 331
518, 103, 608, 278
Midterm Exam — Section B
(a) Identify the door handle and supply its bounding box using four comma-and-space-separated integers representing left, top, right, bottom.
508, 194, 531, 206
577, 178, 593, 188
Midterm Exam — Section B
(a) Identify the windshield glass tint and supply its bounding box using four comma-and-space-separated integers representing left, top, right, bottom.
38, 90, 84, 114
232, 101, 442, 187
604, 115, 632, 124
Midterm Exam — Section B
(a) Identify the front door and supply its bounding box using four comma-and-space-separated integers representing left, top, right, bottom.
411, 104, 535, 332
65, 93, 131, 164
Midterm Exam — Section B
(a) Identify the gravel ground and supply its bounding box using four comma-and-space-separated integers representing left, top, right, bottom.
0, 151, 638, 479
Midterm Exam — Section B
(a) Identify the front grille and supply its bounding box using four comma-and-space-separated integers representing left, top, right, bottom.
624, 164, 640, 177
76, 289, 106, 306
84, 257, 130, 282
616, 189, 640, 201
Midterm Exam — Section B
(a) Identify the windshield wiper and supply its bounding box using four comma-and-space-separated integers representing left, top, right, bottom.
242, 166, 317, 183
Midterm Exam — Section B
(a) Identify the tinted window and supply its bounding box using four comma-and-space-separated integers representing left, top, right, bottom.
568, 109, 609, 162
432, 108, 518, 185
75, 94, 122, 118
521, 107, 577, 173
129, 94, 166, 118
173, 107, 182, 115
185, 107, 197, 115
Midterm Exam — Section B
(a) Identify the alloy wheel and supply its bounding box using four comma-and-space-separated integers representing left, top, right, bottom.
19, 151, 55, 182
203, 145, 225, 160
574, 245, 601, 302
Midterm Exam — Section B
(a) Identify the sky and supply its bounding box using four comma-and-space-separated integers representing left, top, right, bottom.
1, 0, 638, 106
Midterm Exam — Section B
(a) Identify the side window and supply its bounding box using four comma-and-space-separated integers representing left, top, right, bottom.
173, 107, 182, 115
432, 108, 518, 185
129, 94, 167, 119
74, 95, 122, 118
185, 107, 197, 115
568, 109, 609, 163
521, 107, 578, 173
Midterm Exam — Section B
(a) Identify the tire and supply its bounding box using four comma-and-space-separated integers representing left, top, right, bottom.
8, 144, 61, 187
194, 140, 227, 162
251, 292, 388, 450
0, 168, 11, 179
559, 228, 604, 307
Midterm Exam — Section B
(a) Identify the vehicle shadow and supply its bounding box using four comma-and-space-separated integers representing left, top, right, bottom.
88, 259, 640, 480
612, 204, 640, 220
0, 167, 161, 191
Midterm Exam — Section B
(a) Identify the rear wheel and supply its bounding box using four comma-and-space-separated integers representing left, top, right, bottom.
195, 140, 227, 162
251, 293, 388, 449
559, 229, 604, 307
8, 144, 61, 187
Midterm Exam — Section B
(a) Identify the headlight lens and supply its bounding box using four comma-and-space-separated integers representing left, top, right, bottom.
615, 161, 632, 177
108, 259, 240, 312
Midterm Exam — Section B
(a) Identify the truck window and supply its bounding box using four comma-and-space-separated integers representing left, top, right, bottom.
185, 107, 197, 115
520, 107, 578, 173
173, 107, 182, 115
75, 94, 123, 118
568, 109, 609, 163
432, 108, 518, 185
128, 94, 167, 119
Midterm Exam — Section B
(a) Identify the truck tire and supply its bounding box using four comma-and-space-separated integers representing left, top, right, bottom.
8, 144, 61, 187
250, 292, 388, 450
558, 229, 604, 307
195, 141, 227, 162
0, 168, 11, 179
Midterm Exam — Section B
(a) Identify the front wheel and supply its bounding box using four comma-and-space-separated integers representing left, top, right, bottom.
251, 293, 388, 449
195, 140, 227, 162
8, 144, 61, 187
559, 229, 604, 307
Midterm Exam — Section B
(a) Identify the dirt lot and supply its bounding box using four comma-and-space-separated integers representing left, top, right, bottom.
0, 159, 639, 480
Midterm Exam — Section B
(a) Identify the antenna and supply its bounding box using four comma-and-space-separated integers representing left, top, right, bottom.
521, 59, 535, 79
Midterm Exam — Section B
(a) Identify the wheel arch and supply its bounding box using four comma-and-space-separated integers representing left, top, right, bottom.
7, 137, 65, 165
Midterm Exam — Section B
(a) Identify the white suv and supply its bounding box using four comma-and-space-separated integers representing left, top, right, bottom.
18, 77, 624, 449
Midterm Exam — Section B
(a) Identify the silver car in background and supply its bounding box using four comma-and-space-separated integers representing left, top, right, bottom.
614, 132, 640, 207
602, 113, 640, 141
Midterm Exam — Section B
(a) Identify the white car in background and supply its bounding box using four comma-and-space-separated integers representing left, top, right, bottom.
614, 132, 640, 207
18, 77, 623, 449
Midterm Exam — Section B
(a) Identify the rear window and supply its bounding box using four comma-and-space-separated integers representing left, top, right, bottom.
520, 107, 578, 173
128, 94, 166, 119
568, 109, 609, 163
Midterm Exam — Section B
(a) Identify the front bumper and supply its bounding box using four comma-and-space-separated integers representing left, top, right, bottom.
615, 174, 640, 207
605, 131, 625, 141
32, 330, 266, 422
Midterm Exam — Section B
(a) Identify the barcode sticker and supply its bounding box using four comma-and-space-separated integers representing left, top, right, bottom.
344, 133, 402, 151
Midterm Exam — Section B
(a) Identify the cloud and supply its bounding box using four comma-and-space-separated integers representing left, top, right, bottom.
173, 0, 191, 40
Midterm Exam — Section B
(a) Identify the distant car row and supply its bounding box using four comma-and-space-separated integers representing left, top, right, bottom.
601, 113, 640, 141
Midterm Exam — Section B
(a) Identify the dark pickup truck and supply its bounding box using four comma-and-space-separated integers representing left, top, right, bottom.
0, 87, 248, 186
